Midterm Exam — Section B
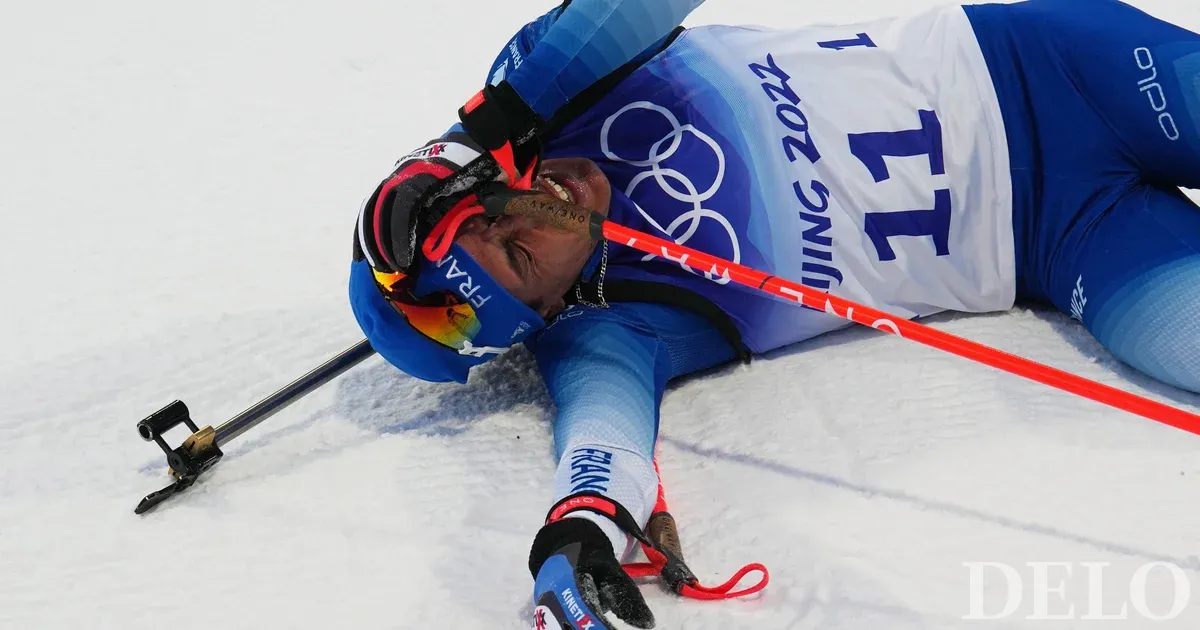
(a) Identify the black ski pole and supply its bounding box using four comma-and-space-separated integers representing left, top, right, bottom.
133, 339, 376, 514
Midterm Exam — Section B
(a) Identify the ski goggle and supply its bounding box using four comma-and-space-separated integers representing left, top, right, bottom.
371, 268, 483, 351
364, 242, 546, 360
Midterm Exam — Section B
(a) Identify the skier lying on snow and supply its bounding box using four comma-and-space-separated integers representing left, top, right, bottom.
349, 0, 1200, 626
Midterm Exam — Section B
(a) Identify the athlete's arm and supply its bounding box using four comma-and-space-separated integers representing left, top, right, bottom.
526, 301, 735, 555
483, 0, 705, 117
434, 0, 701, 173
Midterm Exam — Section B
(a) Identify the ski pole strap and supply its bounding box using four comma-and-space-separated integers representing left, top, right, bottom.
545, 492, 646, 534
674, 563, 770, 600
623, 516, 769, 601
421, 197, 485, 262
544, 492, 770, 601
459, 82, 541, 191
622, 558, 768, 600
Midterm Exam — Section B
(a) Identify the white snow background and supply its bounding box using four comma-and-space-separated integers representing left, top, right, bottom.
3, 0, 1200, 628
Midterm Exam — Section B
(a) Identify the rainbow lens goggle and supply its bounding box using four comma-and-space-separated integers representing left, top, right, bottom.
371, 268, 482, 352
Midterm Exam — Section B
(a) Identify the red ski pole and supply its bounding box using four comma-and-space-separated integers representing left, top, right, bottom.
490, 191, 1200, 437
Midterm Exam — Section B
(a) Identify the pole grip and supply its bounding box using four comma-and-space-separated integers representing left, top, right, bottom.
494, 189, 604, 240
647, 511, 685, 561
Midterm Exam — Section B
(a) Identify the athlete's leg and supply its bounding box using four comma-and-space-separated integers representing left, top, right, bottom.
967, 0, 1200, 393
1050, 185, 1200, 393
1015, 0, 1200, 188
967, 0, 1200, 303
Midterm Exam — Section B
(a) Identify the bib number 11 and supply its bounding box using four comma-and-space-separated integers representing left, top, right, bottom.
848, 109, 952, 262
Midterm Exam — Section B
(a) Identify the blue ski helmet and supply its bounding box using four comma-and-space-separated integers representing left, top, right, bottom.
349, 241, 546, 383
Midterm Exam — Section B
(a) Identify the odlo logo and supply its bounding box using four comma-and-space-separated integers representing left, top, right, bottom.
1070, 275, 1086, 322
1134, 47, 1180, 141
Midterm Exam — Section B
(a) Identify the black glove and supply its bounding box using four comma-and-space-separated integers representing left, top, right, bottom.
529, 517, 655, 630
355, 131, 500, 273
357, 80, 544, 274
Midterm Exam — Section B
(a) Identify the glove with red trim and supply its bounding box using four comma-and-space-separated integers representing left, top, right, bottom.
355, 131, 496, 273
528, 501, 655, 629
357, 81, 543, 274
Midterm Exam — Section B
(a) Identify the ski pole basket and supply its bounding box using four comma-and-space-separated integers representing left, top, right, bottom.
135, 400, 224, 514
132, 340, 376, 514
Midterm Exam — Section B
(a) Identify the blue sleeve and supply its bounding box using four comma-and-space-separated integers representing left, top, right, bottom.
484, 0, 706, 119
527, 302, 735, 460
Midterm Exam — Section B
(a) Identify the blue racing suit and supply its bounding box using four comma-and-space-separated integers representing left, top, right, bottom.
474, 0, 1200, 554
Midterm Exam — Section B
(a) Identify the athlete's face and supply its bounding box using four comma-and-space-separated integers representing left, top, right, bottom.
455, 157, 612, 319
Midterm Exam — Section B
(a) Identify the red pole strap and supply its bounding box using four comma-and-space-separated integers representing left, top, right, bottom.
621, 458, 770, 600
679, 564, 770, 600
601, 221, 1200, 436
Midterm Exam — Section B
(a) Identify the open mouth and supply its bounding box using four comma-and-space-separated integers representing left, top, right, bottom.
531, 158, 610, 217
534, 174, 575, 204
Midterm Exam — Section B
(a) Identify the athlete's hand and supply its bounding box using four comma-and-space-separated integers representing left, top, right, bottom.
358, 81, 542, 274
356, 131, 497, 273
529, 518, 655, 629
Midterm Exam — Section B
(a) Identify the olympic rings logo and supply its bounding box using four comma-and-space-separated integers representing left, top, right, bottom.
600, 101, 740, 285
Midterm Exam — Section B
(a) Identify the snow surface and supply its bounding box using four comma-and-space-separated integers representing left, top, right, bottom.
3, 0, 1200, 628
